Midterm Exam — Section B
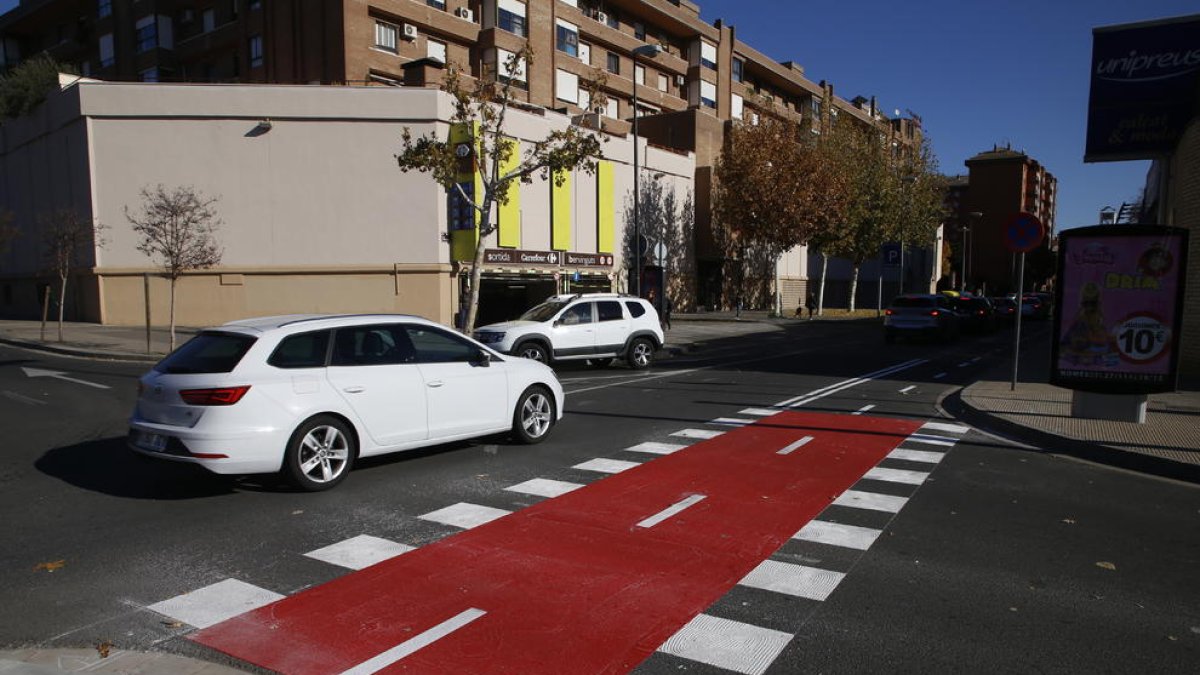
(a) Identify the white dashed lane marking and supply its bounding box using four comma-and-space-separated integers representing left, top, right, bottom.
624, 441, 688, 455
304, 535, 415, 570
922, 421, 970, 434
905, 433, 958, 447
148, 579, 283, 629
739, 560, 845, 601
863, 467, 930, 485
505, 478, 584, 498
739, 408, 780, 416
852, 404, 876, 415
418, 503, 511, 529
794, 520, 882, 551
887, 447, 946, 464
776, 436, 814, 455
710, 417, 755, 426
572, 458, 641, 474
671, 428, 725, 440
658, 613, 793, 675
339, 608, 487, 675
832, 490, 908, 513
636, 494, 707, 529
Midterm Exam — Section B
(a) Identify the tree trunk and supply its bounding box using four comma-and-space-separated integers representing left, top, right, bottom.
462, 199, 495, 335
169, 276, 177, 352
848, 264, 860, 313
56, 271, 67, 342
817, 254, 829, 317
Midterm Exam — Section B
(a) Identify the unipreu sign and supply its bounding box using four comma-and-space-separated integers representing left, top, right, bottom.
1051, 225, 1189, 394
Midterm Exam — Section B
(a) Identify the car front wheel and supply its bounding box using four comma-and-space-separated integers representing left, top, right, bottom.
627, 338, 655, 370
283, 415, 355, 491
513, 386, 555, 444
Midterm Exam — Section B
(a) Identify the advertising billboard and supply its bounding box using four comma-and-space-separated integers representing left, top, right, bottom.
1051, 225, 1189, 394
1084, 14, 1200, 162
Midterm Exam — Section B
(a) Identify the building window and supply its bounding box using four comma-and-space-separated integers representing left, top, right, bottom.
731, 93, 743, 119
579, 42, 591, 65
249, 34, 263, 67
606, 52, 619, 75
496, 47, 527, 87
375, 21, 398, 52
99, 32, 114, 67
498, 0, 526, 38
427, 0, 447, 10
699, 41, 717, 70
202, 8, 215, 32
634, 22, 645, 40
700, 80, 716, 109
605, 9, 619, 29
140, 67, 159, 82
98, 0, 112, 19
634, 64, 645, 86
810, 96, 822, 119
731, 57, 744, 83
556, 69, 579, 104
657, 72, 667, 92
556, 19, 578, 57
135, 17, 158, 53
427, 39, 447, 63
605, 98, 618, 118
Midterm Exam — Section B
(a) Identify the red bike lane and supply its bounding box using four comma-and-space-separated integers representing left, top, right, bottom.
192, 411, 921, 674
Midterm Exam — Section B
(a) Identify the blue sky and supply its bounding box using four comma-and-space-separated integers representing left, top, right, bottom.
696, 0, 1197, 230
3, 0, 1193, 231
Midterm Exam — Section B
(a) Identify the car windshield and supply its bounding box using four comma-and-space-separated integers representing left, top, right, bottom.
519, 300, 569, 322
156, 331, 257, 374
891, 296, 933, 308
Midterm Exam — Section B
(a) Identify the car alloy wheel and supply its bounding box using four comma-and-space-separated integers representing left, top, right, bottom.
285, 415, 354, 491
513, 387, 555, 444
519, 342, 549, 363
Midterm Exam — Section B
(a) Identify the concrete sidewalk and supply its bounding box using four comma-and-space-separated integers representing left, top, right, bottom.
0, 648, 245, 675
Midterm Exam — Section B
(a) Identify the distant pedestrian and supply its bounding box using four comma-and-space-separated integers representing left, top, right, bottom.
805, 291, 816, 320
662, 293, 673, 330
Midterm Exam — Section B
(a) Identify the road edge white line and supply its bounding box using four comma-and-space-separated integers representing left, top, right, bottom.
339, 608, 487, 675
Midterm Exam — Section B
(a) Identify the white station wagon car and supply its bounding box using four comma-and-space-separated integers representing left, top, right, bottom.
128, 314, 564, 491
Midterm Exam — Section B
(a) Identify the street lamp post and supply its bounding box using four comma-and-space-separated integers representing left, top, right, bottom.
630, 44, 661, 297
966, 211, 982, 293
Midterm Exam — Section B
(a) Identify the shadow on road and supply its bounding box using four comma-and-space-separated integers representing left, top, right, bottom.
35, 437, 247, 499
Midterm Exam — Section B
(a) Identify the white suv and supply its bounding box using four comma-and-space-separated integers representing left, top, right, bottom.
128, 314, 564, 491
474, 293, 664, 369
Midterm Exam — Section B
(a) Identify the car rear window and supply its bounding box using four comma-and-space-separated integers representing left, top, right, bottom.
156, 331, 256, 374
891, 297, 933, 308
268, 330, 330, 369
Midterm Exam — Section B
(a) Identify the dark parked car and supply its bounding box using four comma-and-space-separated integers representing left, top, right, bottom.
954, 296, 997, 333
884, 294, 961, 343
991, 297, 1019, 323
1021, 293, 1051, 320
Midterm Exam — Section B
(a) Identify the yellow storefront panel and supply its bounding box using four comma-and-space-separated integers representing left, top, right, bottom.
498, 139, 521, 248
449, 122, 482, 262
596, 161, 614, 254
551, 169, 572, 251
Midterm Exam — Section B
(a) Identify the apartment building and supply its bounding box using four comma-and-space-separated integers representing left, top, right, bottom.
2, 0, 921, 314
949, 145, 1058, 295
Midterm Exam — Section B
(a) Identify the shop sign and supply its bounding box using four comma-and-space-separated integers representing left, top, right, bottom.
1050, 225, 1189, 394
483, 249, 613, 267
563, 252, 614, 267
1084, 15, 1200, 161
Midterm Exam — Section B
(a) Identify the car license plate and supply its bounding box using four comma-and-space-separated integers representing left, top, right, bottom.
136, 431, 168, 453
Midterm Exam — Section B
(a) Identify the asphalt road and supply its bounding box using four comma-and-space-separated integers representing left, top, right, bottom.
1, 319, 1197, 673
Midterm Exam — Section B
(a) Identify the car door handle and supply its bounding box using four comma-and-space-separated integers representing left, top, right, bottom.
427, 380, 445, 388
343, 386, 365, 394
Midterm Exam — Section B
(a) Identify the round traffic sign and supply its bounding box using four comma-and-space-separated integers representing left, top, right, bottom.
1003, 212, 1045, 253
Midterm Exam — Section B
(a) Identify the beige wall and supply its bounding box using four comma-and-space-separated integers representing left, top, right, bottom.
0, 79, 695, 327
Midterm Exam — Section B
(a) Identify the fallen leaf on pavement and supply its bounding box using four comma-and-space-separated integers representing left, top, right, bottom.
291, 510, 303, 515
162, 621, 183, 628
34, 560, 65, 573
1062, 518, 1076, 524
95, 641, 112, 658
1095, 561, 1117, 571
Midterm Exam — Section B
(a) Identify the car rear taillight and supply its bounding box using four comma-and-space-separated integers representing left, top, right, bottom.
885, 309, 894, 316
179, 386, 251, 406
929, 310, 940, 317
977, 310, 985, 316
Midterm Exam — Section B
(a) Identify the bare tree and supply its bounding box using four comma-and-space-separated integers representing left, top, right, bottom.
395, 48, 606, 333
623, 178, 695, 308
39, 208, 106, 342
125, 185, 223, 350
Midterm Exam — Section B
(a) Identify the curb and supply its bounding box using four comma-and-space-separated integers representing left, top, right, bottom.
940, 385, 1200, 485
0, 336, 161, 363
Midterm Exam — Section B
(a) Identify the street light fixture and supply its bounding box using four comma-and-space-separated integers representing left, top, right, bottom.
966, 211, 982, 293
630, 43, 661, 297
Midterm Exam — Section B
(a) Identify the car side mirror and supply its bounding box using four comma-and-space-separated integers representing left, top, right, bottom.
470, 348, 491, 367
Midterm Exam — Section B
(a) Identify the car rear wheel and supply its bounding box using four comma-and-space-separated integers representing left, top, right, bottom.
283, 415, 355, 491
517, 342, 550, 364
626, 338, 655, 370
513, 386, 555, 444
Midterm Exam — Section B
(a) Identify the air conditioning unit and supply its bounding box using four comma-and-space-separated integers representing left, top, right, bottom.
596, 11, 608, 24
402, 24, 419, 40
455, 7, 474, 21
675, 74, 685, 87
